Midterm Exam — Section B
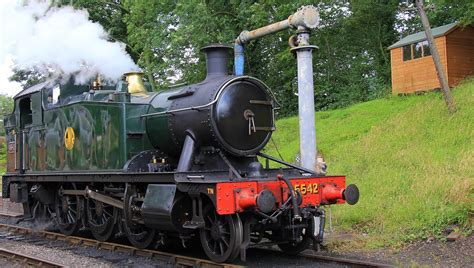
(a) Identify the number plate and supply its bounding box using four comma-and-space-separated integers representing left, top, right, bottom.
293, 183, 318, 195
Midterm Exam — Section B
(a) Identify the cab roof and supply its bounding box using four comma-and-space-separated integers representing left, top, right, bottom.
13, 79, 57, 100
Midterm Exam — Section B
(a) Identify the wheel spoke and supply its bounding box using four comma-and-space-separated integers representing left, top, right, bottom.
221, 237, 230, 248
104, 210, 113, 217
218, 240, 225, 254
67, 212, 74, 224
212, 240, 218, 253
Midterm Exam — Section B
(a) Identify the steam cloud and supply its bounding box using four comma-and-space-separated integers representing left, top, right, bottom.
0, 0, 138, 84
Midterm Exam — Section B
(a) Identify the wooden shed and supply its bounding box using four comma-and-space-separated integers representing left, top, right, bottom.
388, 22, 474, 94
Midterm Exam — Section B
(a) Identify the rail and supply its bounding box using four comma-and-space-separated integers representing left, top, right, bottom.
0, 222, 394, 267
0, 246, 63, 267
0, 223, 239, 268
255, 247, 394, 268
299, 252, 394, 268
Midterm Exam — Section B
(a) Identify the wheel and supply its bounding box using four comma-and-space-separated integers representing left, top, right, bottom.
123, 184, 156, 248
277, 219, 313, 255
200, 204, 243, 263
55, 184, 82, 236
86, 198, 117, 241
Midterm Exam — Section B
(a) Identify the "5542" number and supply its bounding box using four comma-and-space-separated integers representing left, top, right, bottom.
294, 183, 318, 195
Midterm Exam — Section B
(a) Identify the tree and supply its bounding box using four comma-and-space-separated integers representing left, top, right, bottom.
9, 69, 44, 89
11, 0, 468, 116
415, 0, 456, 113
0, 95, 14, 136
431, 0, 474, 26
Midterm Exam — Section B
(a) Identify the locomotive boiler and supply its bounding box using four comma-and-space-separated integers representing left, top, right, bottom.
2, 7, 359, 263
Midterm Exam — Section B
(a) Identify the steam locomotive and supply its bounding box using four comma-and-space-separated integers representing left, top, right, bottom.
2, 44, 358, 262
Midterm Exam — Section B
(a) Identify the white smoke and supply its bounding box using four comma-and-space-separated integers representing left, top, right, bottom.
0, 0, 138, 84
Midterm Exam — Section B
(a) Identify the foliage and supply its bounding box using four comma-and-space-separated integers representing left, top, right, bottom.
0, 139, 5, 175
265, 79, 474, 246
398, 0, 474, 35
0, 95, 14, 136
431, 0, 474, 26
8, 0, 474, 115
8, 69, 44, 89
0, 95, 12, 175
119, 0, 401, 115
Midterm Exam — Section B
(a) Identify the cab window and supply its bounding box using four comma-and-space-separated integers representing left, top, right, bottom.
44, 85, 60, 108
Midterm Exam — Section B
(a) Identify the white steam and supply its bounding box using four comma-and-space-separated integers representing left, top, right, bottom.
0, 0, 138, 84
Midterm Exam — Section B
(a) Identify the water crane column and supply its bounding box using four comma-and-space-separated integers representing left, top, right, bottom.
291, 29, 318, 171
234, 6, 320, 171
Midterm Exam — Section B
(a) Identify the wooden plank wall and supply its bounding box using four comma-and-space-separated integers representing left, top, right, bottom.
446, 26, 474, 87
390, 37, 448, 94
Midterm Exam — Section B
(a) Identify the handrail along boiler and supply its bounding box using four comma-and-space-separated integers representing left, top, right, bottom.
2, 6, 359, 263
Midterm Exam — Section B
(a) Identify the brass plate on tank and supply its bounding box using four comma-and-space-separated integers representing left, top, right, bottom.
64, 127, 75, 151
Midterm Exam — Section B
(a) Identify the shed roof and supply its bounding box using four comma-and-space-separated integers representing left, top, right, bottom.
388, 22, 458, 50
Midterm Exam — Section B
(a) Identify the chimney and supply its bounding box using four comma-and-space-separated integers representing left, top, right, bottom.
201, 44, 232, 79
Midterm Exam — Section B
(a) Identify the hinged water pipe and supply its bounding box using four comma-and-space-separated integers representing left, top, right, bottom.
234, 5, 319, 75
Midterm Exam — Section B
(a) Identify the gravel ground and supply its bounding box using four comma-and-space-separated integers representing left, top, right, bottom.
0, 238, 112, 267
0, 258, 20, 267
0, 233, 174, 267
0, 217, 173, 268
242, 248, 359, 267
1, 214, 471, 267
324, 232, 473, 268
384, 234, 473, 267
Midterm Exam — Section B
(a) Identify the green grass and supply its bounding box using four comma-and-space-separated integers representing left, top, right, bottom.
265, 79, 474, 247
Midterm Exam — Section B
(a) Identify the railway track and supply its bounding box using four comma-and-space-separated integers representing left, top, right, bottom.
0, 223, 238, 268
0, 221, 393, 267
298, 252, 394, 267
250, 247, 394, 267
0, 245, 63, 267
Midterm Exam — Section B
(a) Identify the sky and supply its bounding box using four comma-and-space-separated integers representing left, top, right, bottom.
0, 57, 23, 96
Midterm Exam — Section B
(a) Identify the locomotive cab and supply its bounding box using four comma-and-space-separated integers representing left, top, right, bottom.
5, 87, 45, 174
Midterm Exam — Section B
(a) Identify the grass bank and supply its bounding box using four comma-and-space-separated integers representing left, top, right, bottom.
265, 80, 473, 247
